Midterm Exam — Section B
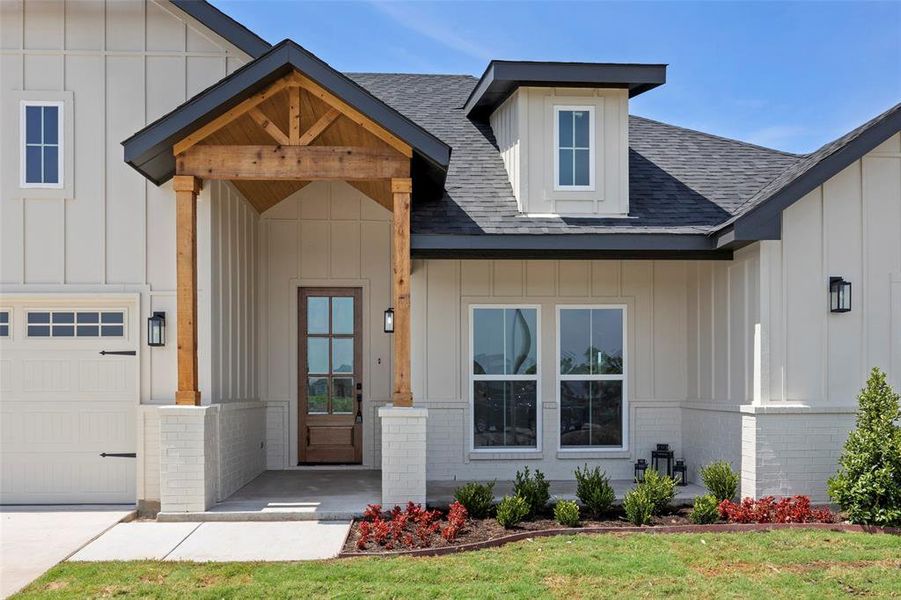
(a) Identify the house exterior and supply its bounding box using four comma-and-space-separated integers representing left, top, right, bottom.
1, 0, 899, 514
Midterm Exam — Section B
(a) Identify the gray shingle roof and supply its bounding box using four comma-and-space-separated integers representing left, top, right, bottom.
348, 73, 804, 236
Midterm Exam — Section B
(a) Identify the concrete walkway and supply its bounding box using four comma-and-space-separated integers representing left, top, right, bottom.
70, 520, 351, 562
0, 505, 133, 598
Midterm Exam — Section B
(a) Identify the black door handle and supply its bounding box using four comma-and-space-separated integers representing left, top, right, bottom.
99, 350, 136, 356
100, 452, 136, 458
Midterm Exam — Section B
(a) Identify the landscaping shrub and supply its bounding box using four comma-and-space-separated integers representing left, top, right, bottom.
441, 501, 468, 542
496, 495, 530, 529
356, 502, 449, 550
642, 468, 676, 515
622, 486, 654, 525
718, 496, 833, 524
553, 500, 580, 527
699, 461, 740, 502
574, 464, 615, 517
513, 467, 550, 517
453, 481, 495, 519
828, 367, 901, 527
689, 494, 720, 524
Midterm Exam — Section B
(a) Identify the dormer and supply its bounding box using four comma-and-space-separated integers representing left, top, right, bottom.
466, 61, 666, 217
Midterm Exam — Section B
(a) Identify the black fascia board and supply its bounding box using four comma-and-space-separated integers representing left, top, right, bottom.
122, 40, 451, 188
720, 104, 901, 243
410, 233, 731, 260
171, 0, 271, 58
465, 61, 667, 119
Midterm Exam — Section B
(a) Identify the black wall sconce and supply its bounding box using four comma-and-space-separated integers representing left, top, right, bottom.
383, 308, 395, 333
829, 277, 852, 313
147, 311, 166, 346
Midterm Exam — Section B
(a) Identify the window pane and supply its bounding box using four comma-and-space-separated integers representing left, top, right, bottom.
558, 110, 573, 148
307, 377, 328, 414
472, 309, 504, 375
573, 110, 590, 147
43, 106, 58, 144
0, 325, 8, 337
332, 377, 354, 414
592, 309, 624, 374
560, 309, 591, 374
505, 308, 537, 375
307, 338, 329, 373
307, 297, 329, 334
53, 325, 74, 337
561, 380, 623, 447
25, 146, 42, 183
28, 312, 50, 324
101, 312, 124, 324
0, 312, 8, 324
77, 325, 99, 337
574, 149, 590, 186
331, 297, 353, 335
25, 106, 42, 144
331, 338, 353, 373
28, 325, 50, 337
42, 146, 59, 184
558, 149, 573, 186
473, 380, 537, 448
78, 312, 99, 323
52, 312, 74, 323
100, 325, 123, 337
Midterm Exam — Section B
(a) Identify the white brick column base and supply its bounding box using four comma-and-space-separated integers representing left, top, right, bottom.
159, 405, 219, 513
378, 405, 428, 507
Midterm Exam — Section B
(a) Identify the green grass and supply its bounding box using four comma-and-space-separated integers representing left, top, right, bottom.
15, 529, 901, 599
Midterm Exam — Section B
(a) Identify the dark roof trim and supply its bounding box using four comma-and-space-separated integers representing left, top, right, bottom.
465, 61, 667, 119
122, 40, 451, 187
717, 103, 901, 244
171, 0, 271, 58
411, 233, 731, 260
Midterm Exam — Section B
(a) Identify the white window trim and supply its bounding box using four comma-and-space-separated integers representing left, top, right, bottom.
553, 105, 595, 192
24, 309, 127, 339
556, 304, 628, 453
469, 304, 542, 453
20, 100, 64, 189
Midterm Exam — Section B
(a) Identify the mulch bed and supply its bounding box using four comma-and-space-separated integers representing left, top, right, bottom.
340, 507, 899, 558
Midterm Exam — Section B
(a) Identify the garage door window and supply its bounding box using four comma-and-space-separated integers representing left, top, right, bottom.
26, 310, 125, 338
0, 311, 9, 337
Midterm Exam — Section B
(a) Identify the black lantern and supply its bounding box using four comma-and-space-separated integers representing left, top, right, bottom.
829, 277, 852, 313
652, 443, 675, 477
673, 459, 687, 486
634, 459, 648, 483
147, 312, 166, 347
383, 308, 395, 333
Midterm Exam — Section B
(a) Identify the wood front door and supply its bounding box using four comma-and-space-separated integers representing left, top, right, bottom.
299, 287, 363, 464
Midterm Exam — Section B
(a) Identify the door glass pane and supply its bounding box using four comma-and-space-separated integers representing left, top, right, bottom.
592, 309, 623, 374
101, 312, 124, 324
332, 377, 354, 414
100, 325, 123, 337
307, 377, 329, 414
52, 312, 74, 323
331, 338, 353, 373
307, 297, 329, 334
332, 297, 353, 334
307, 338, 329, 373
52, 325, 74, 337
560, 309, 591, 374
77, 312, 99, 323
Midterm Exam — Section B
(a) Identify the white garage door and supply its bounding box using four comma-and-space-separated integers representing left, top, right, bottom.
0, 299, 138, 504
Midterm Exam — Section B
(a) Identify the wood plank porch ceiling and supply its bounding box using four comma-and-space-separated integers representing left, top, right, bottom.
174, 71, 412, 213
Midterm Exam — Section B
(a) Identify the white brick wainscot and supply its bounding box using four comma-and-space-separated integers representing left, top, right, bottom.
379, 406, 428, 506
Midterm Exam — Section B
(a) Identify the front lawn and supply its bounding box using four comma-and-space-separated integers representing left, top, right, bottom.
17, 529, 901, 599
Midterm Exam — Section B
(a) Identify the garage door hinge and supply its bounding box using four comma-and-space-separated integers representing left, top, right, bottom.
99, 452, 137, 458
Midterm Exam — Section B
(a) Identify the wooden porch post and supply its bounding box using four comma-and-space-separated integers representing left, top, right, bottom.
173, 175, 202, 406
391, 178, 413, 407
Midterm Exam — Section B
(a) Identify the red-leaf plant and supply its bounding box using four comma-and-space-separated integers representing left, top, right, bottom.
718, 495, 833, 524
356, 501, 467, 550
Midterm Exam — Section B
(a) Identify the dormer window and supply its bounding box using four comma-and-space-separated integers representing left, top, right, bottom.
554, 106, 594, 191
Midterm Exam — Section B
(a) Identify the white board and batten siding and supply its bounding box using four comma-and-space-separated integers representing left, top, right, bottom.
0, 0, 258, 504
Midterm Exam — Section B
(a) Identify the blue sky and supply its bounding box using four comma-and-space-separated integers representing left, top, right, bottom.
212, 1, 900, 154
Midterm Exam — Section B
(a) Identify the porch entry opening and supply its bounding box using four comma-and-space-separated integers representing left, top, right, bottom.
298, 287, 363, 464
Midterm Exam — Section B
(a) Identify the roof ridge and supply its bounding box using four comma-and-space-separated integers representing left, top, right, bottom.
630, 113, 802, 158
346, 72, 477, 79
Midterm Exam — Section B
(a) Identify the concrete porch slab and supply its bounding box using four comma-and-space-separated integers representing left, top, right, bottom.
164, 521, 351, 561
70, 522, 200, 561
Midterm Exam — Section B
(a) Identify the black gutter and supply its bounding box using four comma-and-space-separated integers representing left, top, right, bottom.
172, 0, 271, 58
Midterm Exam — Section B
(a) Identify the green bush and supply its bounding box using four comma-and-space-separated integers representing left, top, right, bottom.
699, 461, 739, 502
513, 467, 550, 517
642, 468, 676, 515
553, 500, 580, 527
689, 494, 720, 524
622, 486, 654, 525
496, 495, 530, 529
574, 464, 615, 517
453, 481, 495, 519
828, 367, 901, 527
